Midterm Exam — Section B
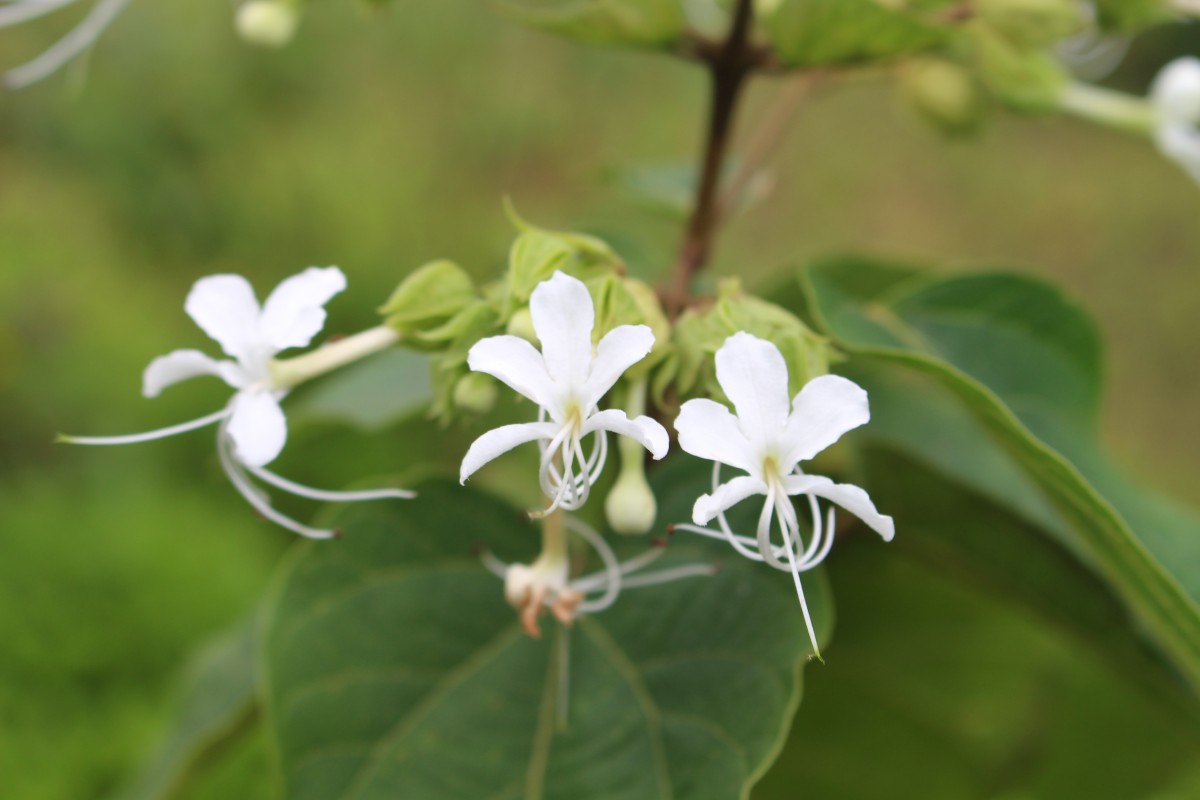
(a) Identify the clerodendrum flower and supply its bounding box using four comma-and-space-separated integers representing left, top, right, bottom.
1151, 57, 1200, 185
673, 332, 895, 658
459, 271, 669, 514
62, 267, 412, 538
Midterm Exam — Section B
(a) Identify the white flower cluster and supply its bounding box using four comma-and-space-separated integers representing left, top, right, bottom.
70, 268, 893, 653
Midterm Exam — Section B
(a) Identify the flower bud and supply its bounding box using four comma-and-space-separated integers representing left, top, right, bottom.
975, 0, 1082, 49
505, 307, 537, 343
453, 372, 498, 416
900, 59, 986, 136
504, 564, 536, 608
235, 0, 299, 48
605, 465, 657, 535
380, 260, 477, 335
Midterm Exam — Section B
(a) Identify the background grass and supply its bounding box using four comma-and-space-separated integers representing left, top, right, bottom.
0, 2, 1197, 797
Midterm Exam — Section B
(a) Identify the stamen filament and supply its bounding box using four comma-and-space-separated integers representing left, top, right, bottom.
6, 0, 131, 90
244, 462, 415, 502
0, 0, 79, 28
59, 408, 229, 446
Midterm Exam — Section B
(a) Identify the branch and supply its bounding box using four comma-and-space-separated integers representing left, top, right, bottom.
665, 0, 756, 317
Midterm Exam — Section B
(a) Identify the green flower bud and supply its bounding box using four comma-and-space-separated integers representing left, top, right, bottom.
235, 0, 299, 48
975, 0, 1083, 49
453, 372, 498, 416
605, 463, 658, 535
969, 23, 1069, 113
381, 260, 477, 335
505, 307, 537, 343
900, 58, 986, 136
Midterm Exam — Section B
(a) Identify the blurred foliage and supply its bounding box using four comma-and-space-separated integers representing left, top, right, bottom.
1, 1, 1198, 798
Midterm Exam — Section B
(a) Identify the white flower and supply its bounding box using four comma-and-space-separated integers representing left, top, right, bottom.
1151, 57, 1200, 185
0, 0, 131, 90
672, 331, 894, 658
460, 271, 669, 514
63, 267, 412, 538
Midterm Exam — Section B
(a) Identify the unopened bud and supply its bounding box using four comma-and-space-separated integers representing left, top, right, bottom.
605, 466, 657, 535
976, 0, 1082, 49
900, 59, 986, 135
236, 1, 299, 48
453, 372, 498, 415
506, 307, 537, 343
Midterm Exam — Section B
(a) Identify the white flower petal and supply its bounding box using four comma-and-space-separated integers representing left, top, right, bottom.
460, 421, 560, 484
467, 335, 559, 412
227, 391, 288, 468
583, 324, 655, 408
259, 266, 347, 351
780, 374, 870, 467
692, 475, 769, 525
142, 349, 243, 398
1151, 57, 1200, 125
184, 274, 262, 362
581, 409, 668, 460
530, 271, 594, 389
674, 398, 757, 474
715, 332, 791, 447
782, 474, 895, 542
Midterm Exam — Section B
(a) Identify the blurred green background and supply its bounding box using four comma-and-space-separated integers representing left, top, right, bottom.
1, 2, 1198, 798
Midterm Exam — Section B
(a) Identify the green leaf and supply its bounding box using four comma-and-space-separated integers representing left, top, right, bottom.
764, 0, 952, 67
380, 260, 477, 335
262, 472, 827, 799
496, 0, 686, 49
754, 479, 1200, 799
287, 349, 433, 433
116, 617, 261, 800
798, 257, 1200, 694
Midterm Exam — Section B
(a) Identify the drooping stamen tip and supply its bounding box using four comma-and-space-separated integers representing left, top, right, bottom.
325, 333, 346, 344
709, 560, 723, 574
665, 524, 678, 536
54, 433, 72, 444
330, 528, 344, 540
807, 650, 825, 665
650, 537, 667, 548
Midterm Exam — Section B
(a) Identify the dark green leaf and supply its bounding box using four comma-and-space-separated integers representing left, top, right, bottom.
799, 257, 1200, 694
263, 471, 828, 799
288, 350, 433, 433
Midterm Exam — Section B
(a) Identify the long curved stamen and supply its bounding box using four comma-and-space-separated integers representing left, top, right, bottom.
571, 545, 666, 593
672, 523, 769, 562
243, 462, 415, 502
758, 484, 791, 571
216, 428, 337, 540
538, 424, 574, 500
0, 0, 79, 28
564, 517, 622, 613
6, 0, 131, 89
782, 520, 822, 662
797, 494, 821, 563
59, 408, 230, 446
797, 506, 837, 572
478, 548, 509, 579
621, 563, 717, 588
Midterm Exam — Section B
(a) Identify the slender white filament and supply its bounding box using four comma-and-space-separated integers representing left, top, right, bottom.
60, 408, 230, 446
566, 517, 623, 613
6, 0, 131, 90
244, 462, 415, 502
0, 0, 79, 28
620, 563, 717, 589
216, 425, 337, 540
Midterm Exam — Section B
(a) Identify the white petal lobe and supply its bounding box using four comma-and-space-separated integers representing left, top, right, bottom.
460, 421, 560, 483
530, 271, 594, 389
184, 274, 262, 362
674, 398, 757, 475
692, 475, 769, 525
583, 324, 654, 408
581, 409, 669, 460
259, 266, 347, 351
143, 349, 240, 398
782, 474, 895, 542
467, 335, 559, 412
781, 374, 870, 467
227, 391, 288, 467
714, 332, 791, 447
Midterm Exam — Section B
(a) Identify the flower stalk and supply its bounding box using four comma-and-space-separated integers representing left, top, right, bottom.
1058, 82, 1157, 135
270, 325, 400, 390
